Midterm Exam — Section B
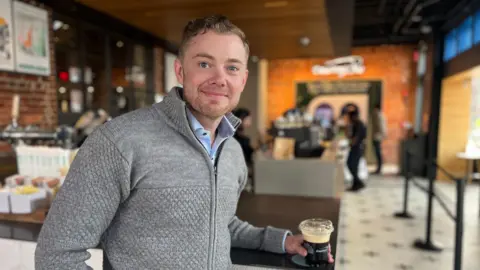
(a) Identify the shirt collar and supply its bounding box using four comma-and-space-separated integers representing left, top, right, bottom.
186, 108, 236, 139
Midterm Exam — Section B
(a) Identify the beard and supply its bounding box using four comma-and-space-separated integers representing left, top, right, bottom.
183, 87, 238, 120
189, 93, 234, 120
182, 71, 239, 119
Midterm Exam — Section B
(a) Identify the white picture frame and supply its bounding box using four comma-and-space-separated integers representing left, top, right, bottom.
12, 0, 50, 76
0, 0, 15, 71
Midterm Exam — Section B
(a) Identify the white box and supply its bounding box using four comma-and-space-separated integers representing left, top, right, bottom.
10, 189, 47, 214
4, 175, 31, 188
0, 189, 10, 213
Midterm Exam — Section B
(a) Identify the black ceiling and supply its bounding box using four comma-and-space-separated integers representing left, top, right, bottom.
353, 0, 480, 46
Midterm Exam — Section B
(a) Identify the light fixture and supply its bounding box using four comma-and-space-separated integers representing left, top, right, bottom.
87, 86, 94, 93
420, 25, 432, 34
53, 20, 63, 31
58, 87, 66, 94
411, 15, 422, 23
116, 41, 124, 48
116, 86, 124, 93
299, 36, 310, 47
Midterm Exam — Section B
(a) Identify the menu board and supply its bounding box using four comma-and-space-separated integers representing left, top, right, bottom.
0, 0, 15, 71
470, 79, 480, 131
13, 1, 51, 76
467, 78, 480, 153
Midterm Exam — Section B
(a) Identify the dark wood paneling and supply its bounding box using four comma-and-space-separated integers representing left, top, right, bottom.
77, 0, 337, 59
325, 0, 355, 56
37, 0, 178, 54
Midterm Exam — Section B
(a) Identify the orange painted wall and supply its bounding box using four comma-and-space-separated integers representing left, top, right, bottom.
267, 45, 417, 164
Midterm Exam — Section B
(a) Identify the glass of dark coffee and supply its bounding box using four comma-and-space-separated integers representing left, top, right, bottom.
299, 218, 334, 266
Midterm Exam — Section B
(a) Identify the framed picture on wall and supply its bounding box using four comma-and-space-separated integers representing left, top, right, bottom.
12, 0, 51, 76
0, 0, 15, 71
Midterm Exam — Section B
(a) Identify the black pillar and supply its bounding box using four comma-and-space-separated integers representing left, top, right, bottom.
427, 28, 445, 180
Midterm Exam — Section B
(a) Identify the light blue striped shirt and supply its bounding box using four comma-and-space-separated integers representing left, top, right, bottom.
186, 109, 235, 163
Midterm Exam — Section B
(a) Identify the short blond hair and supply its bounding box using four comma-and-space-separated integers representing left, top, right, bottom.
178, 15, 249, 59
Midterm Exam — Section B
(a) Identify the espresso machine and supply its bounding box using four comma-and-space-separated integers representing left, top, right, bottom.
0, 94, 77, 149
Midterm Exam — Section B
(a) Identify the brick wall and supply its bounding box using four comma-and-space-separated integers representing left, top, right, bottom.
0, 1, 57, 155
267, 45, 417, 164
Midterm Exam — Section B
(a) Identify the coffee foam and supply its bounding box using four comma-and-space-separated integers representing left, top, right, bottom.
298, 218, 334, 243
302, 231, 332, 244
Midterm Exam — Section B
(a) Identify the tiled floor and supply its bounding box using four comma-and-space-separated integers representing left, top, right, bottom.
336, 175, 480, 270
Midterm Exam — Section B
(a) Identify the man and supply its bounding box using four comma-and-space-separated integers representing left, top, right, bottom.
371, 104, 387, 174
35, 15, 332, 269
346, 110, 367, 192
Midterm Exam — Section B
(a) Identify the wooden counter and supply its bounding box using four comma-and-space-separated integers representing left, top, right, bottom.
0, 193, 341, 270
0, 208, 47, 224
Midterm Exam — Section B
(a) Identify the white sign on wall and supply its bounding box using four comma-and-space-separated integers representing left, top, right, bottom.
312, 56, 365, 78
13, 1, 51, 76
466, 78, 480, 155
0, 0, 15, 71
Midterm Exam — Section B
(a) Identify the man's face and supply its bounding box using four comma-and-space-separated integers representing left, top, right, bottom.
242, 115, 252, 128
174, 30, 249, 120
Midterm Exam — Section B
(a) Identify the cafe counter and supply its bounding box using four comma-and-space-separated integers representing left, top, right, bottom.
0, 192, 341, 269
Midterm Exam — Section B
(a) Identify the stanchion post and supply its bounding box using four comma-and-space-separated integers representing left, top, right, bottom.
394, 149, 414, 219
454, 177, 465, 270
426, 159, 434, 243
414, 158, 443, 252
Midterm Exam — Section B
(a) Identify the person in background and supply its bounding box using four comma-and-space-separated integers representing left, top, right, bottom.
346, 110, 367, 192
233, 108, 254, 165
371, 104, 387, 174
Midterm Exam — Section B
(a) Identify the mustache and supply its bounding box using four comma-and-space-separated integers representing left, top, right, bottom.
199, 86, 228, 96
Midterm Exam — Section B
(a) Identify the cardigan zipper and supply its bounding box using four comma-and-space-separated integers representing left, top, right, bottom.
211, 141, 226, 268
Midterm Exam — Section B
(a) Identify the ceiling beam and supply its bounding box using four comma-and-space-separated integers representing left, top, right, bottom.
353, 35, 419, 46
377, 0, 388, 15
325, 0, 355, 56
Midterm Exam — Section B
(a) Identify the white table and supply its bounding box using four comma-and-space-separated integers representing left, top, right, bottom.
456, 152, 480, 217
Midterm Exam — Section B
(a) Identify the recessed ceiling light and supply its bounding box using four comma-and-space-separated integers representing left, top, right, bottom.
53, 20, 63, 31
411, 15, 422, 23
420, 25, 432, 34
299, 36, 310, 47
264, 1, 288, 8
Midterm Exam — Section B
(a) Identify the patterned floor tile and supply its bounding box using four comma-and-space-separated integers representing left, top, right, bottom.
338, 175, 480, 270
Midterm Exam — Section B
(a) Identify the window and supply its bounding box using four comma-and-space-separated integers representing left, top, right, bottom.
457, 16, 473, 53
474, 10, 480, 44
53, 14, 82, 124
110, 36, 130, 116
132, 44, 148, 108
444, 29, 457, 62
52, 12, 157, 124
84, 26, 107, 112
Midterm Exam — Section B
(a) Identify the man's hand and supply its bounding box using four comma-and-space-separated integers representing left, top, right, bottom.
284, 234, 335, 263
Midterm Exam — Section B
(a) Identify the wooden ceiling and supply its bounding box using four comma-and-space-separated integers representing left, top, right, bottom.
77, 0, 354, 59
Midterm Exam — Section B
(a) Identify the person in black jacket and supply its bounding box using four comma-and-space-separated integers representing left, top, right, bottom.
346, 110, 367, 192
232, 108, 255, 165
